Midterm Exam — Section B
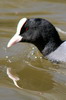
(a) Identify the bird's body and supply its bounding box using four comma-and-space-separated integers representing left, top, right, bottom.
47, 41, 66, 62
7, 18, 66, 62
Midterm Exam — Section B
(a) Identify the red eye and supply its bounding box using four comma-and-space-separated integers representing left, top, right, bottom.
26, 27, 29, 31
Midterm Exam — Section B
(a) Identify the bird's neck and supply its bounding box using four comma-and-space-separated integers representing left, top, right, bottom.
34, 39, 63, 56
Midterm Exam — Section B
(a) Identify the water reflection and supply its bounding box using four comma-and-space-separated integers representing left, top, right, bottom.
7, 67, 21, 89
6, 63, 54, 92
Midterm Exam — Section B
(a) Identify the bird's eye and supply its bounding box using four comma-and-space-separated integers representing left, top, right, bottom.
20, 26, 29, 34
26, 27, 29, 31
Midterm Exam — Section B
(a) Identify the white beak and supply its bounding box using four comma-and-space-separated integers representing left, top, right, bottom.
7, 18, 27, 48
7, 34, 23, 48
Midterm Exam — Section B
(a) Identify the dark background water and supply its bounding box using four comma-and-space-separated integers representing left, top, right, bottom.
0, 0, 66, 100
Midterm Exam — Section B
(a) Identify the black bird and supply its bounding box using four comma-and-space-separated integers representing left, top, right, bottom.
7, 18, 66, 62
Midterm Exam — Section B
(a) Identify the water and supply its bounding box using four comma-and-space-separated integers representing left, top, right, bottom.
0, 0, 66, 100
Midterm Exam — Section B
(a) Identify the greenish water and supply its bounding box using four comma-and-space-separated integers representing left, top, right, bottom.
0, 0, 66, 100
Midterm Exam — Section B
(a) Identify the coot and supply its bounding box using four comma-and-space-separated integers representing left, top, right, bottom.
7, 18, 66, 62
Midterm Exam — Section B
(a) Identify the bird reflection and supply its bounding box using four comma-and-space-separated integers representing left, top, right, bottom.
7, 67, 22, 89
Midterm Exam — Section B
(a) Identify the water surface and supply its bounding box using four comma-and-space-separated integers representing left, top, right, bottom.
0, 0, 66, 100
